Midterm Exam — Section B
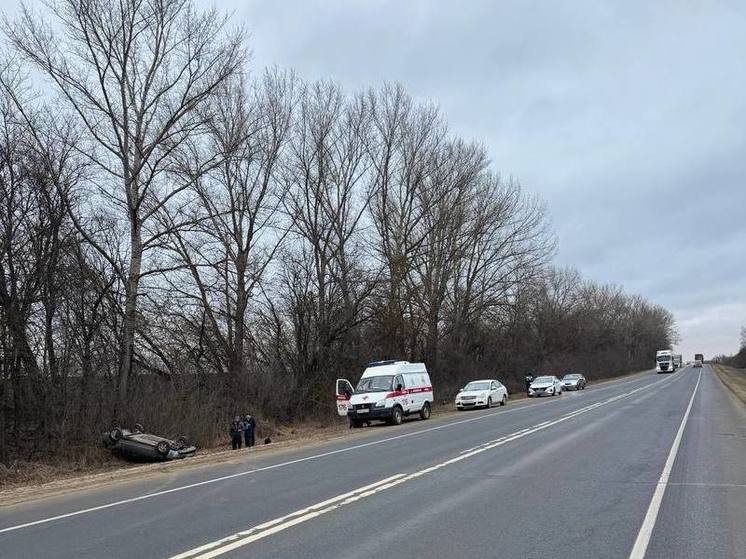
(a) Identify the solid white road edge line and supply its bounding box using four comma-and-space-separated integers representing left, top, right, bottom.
170, 373, 680, 559
628, 368, 702, 559
0, 371, 658, 535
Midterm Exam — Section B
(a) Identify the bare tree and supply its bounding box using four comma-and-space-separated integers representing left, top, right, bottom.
0, 62, 85, 455
278, 80, 375, 413
367, 84, 445, 358
5, 0, 245, 414
448, 176, 554, 353
165, 70, 295, 397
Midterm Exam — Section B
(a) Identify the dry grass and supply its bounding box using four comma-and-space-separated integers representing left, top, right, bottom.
713, 364, 746, 405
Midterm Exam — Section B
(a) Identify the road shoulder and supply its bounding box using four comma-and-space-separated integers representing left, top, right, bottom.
713, 364, 746, 405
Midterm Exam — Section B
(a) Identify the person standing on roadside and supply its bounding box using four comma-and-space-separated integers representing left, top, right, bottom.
243, 414, 254, 448
245, 414, 257, 447
230, 416, 243, 450
525, 374, 534, 396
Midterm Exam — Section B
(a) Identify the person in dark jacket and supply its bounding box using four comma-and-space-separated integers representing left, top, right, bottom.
243, 414, 254, 448
230, 416, 243, 450
525, 374, 535, 395
244, 414, 257, 447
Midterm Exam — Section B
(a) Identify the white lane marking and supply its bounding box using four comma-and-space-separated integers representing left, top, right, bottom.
628, 369, 702, 559
167, 474, 406, 559
171, 374, 679, 559
0, 371, 666, 535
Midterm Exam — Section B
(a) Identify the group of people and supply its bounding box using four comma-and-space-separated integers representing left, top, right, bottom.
229, 414, 257, 450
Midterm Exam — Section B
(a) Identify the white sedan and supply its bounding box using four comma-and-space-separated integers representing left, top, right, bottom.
529, 375, 563, 397
455, 379, 508, 410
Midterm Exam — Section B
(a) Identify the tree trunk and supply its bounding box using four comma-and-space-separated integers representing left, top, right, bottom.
117, 225, 142, 419
229, 257, 248, 397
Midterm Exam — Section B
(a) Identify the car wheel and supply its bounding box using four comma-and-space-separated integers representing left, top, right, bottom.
110, 428, 123, 442
156, 440, 170, 457
419, 402, 431, 420
390, 406, 403, 425
174, 436, 189, 450
487, 397, 493, 408
501, 395, 507, 406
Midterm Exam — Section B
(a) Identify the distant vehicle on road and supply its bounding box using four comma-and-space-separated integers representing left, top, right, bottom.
529, 375, 562, 397
694, 359, 703, 368
336, 360, 433, 427
561, 373, 586, 390
103, 425, 196, 462
656, 349, 675, 373
673, 354, 682, 369
695, 353, 704, 364
455, 379, 508, 410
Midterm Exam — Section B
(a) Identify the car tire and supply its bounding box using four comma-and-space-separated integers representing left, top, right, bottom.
419, 402, 431, 420
174, 436, 189, 450
487, 397, 493, 408
156, 440, 170, 457
501, 395, 507, 406
110, 428, 123, 442
390, 406, 403, 425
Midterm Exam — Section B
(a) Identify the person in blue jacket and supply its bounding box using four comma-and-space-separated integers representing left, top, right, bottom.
243, 414, 254, 448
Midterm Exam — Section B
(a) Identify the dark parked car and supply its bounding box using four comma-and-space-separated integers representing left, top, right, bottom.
103, 424, 196, 462
561, 373, 587, 391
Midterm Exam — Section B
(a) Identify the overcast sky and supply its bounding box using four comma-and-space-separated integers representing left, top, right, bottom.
2, 0, 743, 359
226, 0, 745, 360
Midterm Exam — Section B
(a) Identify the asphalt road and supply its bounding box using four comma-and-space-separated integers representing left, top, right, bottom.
1, 365, 744, 559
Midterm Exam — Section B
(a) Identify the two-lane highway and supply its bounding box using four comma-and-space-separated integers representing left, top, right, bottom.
1, 366, 744, 558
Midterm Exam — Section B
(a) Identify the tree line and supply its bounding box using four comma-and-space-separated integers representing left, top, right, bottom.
712, 327, 746, 368
0, 0, 676, 465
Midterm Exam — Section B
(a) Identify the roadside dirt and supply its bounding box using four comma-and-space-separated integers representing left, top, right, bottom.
0, 368, 648, 507
713, 364, 746, 405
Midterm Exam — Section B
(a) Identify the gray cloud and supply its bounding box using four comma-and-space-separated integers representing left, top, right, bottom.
233, 0, 746, 360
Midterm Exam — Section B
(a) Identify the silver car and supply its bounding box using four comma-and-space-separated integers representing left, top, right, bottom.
103, 425, 196, 462
529, 375, 563, 397
561, 373, 587, 391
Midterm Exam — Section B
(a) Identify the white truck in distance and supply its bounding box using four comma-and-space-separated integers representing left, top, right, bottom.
673, 354, 682, 369
335, 361, 433, 427
656, 350, 675, 373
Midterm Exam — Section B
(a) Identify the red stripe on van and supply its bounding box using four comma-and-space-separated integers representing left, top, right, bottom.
384, 386, 433, 398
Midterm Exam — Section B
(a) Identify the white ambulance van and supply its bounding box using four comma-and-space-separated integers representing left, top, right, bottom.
336, 361, 433, 427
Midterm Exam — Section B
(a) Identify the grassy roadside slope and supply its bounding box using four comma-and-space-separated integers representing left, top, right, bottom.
713, 364, 746, 405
